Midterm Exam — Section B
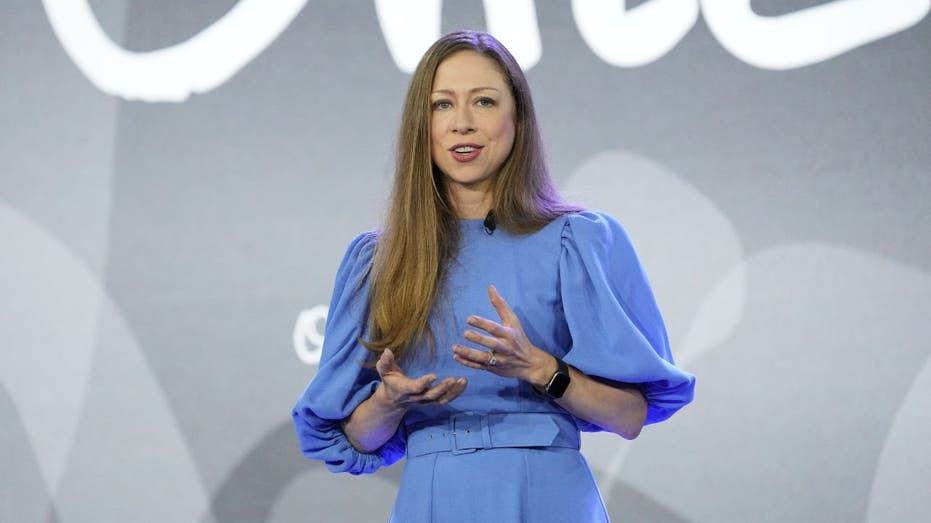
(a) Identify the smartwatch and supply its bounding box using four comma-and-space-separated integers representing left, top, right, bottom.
543, 357, 571, 399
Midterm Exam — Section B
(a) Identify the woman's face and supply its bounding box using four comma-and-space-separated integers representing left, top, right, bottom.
430, 51, 516, 195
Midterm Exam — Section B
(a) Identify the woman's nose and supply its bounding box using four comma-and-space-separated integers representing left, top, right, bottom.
453, 107, 475, 134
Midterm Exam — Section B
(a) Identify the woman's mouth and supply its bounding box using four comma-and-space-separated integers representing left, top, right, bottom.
449, 144, 484, 162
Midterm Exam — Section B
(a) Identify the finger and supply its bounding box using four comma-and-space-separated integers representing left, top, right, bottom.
375, 349, 392, 375
466, 315, 509, 338
488, 285, 520, 326
463, 329, 501, 351
434, 378, 468, 404
410, 372, 438, 393
452, 344, 499, 371
453, 352, 487, 371
415, 377, 458, 403
452, 343, 495, 365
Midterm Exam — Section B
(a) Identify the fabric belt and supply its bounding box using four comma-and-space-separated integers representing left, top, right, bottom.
405, 412, 581, 457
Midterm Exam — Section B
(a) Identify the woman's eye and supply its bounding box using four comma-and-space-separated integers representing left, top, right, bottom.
432, 100, 452, 110
477, 97, 496, 107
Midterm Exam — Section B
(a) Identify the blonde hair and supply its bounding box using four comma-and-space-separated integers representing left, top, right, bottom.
363, 31, 578, 360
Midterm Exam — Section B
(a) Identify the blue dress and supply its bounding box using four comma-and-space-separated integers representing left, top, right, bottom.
293, 211, 695, 522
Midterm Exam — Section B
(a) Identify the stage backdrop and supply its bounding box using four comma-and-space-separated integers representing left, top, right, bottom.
3, 1, 930, 522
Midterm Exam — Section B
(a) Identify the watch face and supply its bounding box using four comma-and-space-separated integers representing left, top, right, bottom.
547, 371, 571, 399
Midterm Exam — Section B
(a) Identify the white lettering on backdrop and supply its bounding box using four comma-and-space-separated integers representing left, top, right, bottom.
293, 305, 328, 365
572, 0, 700, 67
43, 0, 929, 102
701, 0, 931, 70
375, 0, 542, 72
40, 0, 309, 102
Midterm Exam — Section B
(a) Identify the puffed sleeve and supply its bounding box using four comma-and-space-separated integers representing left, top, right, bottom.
559, 211, 695, 427
292, 231, 406, 474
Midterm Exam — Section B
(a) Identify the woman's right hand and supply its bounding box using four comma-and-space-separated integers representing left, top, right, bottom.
373, 348, 468, 409
343, 348, 468, 452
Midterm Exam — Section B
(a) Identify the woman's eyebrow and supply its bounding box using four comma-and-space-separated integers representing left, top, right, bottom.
431, 86, 501, 96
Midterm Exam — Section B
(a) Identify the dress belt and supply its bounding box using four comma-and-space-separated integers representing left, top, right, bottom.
405, 411, 581, 457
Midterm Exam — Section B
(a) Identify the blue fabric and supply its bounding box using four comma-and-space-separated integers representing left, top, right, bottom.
291, 232, 406, 475
292, 210, 696, 520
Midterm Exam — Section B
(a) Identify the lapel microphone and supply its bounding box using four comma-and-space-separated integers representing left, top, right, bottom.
483, 210, 496, 235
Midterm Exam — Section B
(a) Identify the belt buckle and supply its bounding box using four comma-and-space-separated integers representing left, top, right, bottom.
450, 412, 489, 455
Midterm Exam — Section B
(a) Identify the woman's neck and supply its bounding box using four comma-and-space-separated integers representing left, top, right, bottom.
447, 184, 493, 219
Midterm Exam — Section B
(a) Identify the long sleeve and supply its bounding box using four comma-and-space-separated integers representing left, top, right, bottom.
292, 232, 406, 474
559, 211, 695, 427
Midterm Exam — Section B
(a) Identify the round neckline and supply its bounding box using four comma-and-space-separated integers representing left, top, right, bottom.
457, 217, 491, 234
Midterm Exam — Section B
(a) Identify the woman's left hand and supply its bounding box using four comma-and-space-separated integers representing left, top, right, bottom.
452, 285, 556, 385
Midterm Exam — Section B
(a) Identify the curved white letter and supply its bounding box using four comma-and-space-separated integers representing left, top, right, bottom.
41, 0, 307, 102
572, 0, 699, 67
701, 0, 931, 70
375, 0, 443, 74
293, 305, 328, 365
376, 0, 541, 73
483, 0, 542, 70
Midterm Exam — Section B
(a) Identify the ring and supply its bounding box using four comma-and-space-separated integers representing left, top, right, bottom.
487, 352, 497, 366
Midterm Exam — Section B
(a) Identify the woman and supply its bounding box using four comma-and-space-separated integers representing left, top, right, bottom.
293, 30, 695, 522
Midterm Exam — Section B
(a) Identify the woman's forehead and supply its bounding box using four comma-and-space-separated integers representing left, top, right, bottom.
432, 51, 508, 92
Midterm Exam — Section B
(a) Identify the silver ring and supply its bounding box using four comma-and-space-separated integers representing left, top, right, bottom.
487, 353, 497, 366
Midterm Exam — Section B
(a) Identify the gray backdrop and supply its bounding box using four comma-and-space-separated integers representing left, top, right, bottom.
2, 1, 929, 522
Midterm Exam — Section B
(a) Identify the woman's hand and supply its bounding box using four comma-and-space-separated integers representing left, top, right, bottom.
373, 348, 468, 409
452, 285, 557, 387
344, 349, 468, 452
451, 285, 647, 439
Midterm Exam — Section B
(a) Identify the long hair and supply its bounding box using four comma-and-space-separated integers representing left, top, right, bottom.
363, 30, 579, 360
